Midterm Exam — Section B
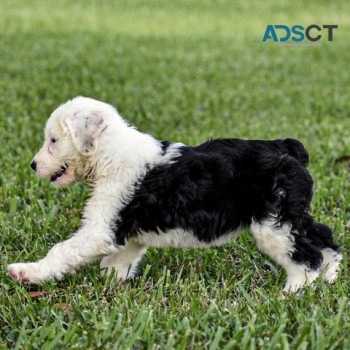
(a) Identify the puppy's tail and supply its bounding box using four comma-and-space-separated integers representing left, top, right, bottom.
282, 138, 309, 167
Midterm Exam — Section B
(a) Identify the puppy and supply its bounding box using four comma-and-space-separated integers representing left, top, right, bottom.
8, 97, 342, 291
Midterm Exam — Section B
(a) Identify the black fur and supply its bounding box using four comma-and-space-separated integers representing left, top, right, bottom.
113, 138, 339, 271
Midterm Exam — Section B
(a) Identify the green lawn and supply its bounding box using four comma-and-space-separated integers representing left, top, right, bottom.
0, 0, 349, 348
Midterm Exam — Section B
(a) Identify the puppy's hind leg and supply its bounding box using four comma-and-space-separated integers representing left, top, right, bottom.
301, 217, 342, 283
250, 154, 323, 292
320, 248, 342, 283
100, 240, 146, 280
250, 219, 321, 292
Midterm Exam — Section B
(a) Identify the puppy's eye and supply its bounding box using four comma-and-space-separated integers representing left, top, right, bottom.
51, 138, 57, 143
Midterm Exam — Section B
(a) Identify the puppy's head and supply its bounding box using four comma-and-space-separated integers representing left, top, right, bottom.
31, 97, 109, 187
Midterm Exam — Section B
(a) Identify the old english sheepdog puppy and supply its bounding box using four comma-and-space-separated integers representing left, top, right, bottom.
8, 97, 342, 292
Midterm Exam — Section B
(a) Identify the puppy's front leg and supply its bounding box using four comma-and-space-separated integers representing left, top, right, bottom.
8, 225, 117, 283
8, 181, 123, 284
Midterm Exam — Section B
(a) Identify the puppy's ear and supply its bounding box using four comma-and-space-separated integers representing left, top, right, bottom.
64, 112, 107, 155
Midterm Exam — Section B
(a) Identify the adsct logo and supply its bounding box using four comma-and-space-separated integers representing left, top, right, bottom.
262, 25, 338, 46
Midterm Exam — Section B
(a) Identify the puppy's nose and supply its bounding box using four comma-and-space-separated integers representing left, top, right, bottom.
30, 160, 37, 171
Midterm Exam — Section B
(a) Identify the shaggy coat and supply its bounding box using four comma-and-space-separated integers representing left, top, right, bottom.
8, 97, 342, 292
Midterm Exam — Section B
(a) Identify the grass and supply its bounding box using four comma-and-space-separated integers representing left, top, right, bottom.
0, 0, 349, 348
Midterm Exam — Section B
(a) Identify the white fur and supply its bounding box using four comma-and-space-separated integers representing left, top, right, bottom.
98, 228, 238, 280
250, 219, 319, 292
135, 228, 238, 248
8, 97, 179, 283
320, 248, 342, 283
7, 97, 341, 293
100, 240, 146, 280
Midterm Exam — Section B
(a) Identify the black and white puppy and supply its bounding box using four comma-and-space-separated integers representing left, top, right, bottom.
8, 97, 342, 292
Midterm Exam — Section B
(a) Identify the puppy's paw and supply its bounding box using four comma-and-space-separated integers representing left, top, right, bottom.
321, 250, 342, 283
8, 262, 47, 284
